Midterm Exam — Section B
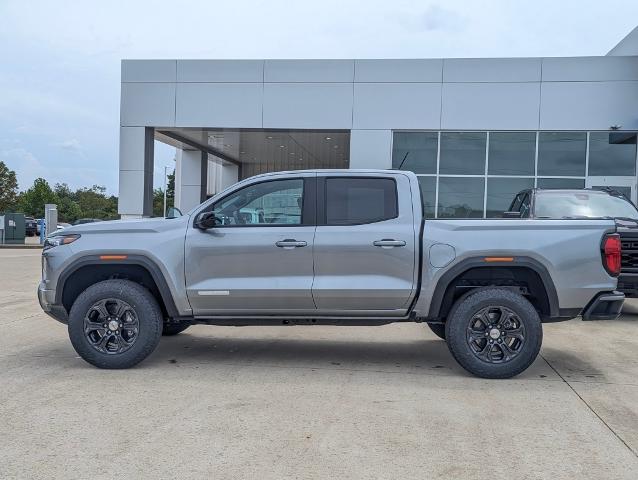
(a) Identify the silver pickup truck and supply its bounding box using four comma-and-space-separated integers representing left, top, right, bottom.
38, 170, 624, 378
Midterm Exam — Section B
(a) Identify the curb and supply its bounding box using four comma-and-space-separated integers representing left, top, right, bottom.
0, 244, 43, 249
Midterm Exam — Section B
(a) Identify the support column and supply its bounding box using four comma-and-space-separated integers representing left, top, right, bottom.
175, 149, 207, 211
349, 129, 392, 169
207, 156, 239, 196
118, 127, 154, 218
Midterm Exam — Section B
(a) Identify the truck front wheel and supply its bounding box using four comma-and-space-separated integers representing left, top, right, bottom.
445, 288, 542, 379
68, 279, 163, 369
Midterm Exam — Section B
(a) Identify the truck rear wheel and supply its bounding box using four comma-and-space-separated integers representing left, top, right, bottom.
68, 279, 163, 369
445, 288, 542, 379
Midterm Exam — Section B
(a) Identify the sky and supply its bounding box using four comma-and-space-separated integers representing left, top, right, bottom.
1, 0, 637, 195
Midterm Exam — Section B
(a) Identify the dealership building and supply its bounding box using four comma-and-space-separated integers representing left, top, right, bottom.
118, 26, 638, 219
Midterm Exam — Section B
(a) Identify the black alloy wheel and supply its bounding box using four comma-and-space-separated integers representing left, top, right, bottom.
83, 298, 139, 354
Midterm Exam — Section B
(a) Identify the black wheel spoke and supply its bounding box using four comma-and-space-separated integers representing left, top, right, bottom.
112, 300, 128, 319
496, 310, 513, 329
92, 301, 110, 321
114, 334, 131, 353
504, 327, 524, 341
468, 328, 486, 342
478, 311, 491, 327
498, 341, 515, 360
96, 332, 112, 350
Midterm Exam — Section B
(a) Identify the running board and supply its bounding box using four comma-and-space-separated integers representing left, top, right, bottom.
190, 315, 414, 326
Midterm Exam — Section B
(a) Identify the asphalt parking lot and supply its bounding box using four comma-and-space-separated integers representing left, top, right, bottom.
1, 249, 637, 479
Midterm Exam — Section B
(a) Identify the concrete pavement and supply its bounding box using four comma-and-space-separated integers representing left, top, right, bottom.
1, 249, 637, 479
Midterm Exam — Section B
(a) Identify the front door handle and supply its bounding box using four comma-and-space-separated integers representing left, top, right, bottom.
275, 239, 307, 249
373, 239, 406, 248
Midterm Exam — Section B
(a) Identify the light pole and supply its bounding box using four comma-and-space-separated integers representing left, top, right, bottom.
163, 166, 168, 218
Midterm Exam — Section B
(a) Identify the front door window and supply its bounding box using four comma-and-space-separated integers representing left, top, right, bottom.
212, 179, 304, 226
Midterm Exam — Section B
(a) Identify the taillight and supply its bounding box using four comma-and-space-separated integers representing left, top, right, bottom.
602, 234, 621, 277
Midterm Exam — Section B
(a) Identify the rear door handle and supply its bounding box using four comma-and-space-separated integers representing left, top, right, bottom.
275, 239, 307, 249
373, 239, 407, 248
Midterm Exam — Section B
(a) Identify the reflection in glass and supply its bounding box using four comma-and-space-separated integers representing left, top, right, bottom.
213, 179, 304, 225
438, 177, 485, 218
488, 132, 536, 175
486, 178, 535, 218
440, 132, 486, 175
534, 191, 638, 219
538, 132, 586, 176
588, 132, 637, 177
416, 176, 436, 218
537, 178, 585, 189
392, 132, 438, 174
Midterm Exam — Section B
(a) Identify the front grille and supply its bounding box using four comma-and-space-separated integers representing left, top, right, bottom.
620, 235, 638, 273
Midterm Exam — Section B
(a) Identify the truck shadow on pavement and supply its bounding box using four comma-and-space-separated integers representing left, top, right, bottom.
540, 347, 607, 382
146, 333, 462, 374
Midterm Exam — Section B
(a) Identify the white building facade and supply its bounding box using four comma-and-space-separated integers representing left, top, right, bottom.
118, 27, 638, 219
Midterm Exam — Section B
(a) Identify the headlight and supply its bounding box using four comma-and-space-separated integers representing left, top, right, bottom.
43, 234, 81, 250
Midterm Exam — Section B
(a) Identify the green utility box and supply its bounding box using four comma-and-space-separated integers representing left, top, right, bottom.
0, 213, 26, 244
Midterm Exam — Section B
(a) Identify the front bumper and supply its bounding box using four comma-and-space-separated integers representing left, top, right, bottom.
582, 291, 625, 321
37, 281, 68, 324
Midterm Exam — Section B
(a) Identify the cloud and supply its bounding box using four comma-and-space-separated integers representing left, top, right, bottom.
53, 138, 84, 155
421, 5, 466, 32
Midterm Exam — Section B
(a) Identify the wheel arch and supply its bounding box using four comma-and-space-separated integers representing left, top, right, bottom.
56, 255, 180, 318
427, 257, 560, 321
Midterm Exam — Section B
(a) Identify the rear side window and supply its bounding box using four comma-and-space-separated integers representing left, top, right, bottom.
325, 177, 398, 225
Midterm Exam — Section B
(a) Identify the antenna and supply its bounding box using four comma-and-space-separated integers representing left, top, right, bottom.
397, 151, 410, 170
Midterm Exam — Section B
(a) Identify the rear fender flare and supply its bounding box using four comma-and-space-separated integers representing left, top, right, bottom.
427, 256, 559, 319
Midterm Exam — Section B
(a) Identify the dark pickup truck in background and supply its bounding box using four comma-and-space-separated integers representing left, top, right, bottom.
506, 187, 638, 299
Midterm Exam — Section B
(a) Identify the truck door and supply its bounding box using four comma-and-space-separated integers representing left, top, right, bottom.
312, 173, 418, 313
185, 174, 317, 315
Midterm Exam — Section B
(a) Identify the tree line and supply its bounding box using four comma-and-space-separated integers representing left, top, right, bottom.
0, 161, 174, 222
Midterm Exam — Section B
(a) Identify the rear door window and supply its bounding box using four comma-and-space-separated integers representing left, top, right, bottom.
324, 178, 398, 225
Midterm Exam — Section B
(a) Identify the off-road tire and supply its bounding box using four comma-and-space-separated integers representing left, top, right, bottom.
68, 279, 163, 369
445, 288, 542, 379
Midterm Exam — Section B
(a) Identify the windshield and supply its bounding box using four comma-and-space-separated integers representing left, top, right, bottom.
534, 192, 638, 219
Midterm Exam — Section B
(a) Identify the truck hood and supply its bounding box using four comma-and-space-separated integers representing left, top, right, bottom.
58, 217, 189, 235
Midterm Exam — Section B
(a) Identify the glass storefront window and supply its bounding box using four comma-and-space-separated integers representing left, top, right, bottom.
416, 176, 436, 218
392, 132, 437, 174
392, 130, 636, 219
537, 178, 585, 189
538, 132, 586, 177
488, 132, 536, 176
588, 132, 637, 177
486, 177, 535, 217
440, 132, 486, 175
438, 177, 485, 218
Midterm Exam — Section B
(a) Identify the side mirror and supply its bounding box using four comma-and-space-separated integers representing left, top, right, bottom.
502, 211, 522, 219
194, 211, 219, 230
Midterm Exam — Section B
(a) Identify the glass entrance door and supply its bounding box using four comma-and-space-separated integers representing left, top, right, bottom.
585, 176, 636, 203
